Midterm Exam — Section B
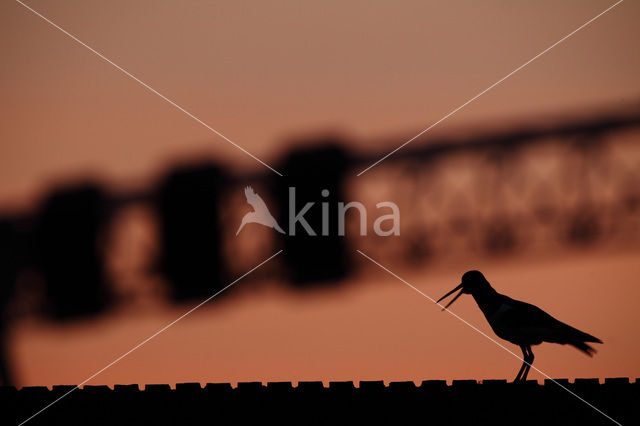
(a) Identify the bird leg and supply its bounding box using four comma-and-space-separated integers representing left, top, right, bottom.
521, 346, 534, 381
514, 346, 528, 382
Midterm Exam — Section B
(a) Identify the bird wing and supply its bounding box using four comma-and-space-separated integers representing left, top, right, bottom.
244, 186, 270, 212
500, 297, 602, 346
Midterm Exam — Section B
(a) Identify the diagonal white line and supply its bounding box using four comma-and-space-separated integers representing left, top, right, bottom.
357, 0, 624, 176
15, 0, 283, 177
356, 249, 622, 426
18, 250, 283, 426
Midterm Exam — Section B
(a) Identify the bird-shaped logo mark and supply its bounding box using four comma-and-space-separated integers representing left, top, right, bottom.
236, 186, 285, 236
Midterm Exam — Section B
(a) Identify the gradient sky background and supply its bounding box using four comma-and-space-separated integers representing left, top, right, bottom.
1, 1, 639, 387
1, 0, 639, 208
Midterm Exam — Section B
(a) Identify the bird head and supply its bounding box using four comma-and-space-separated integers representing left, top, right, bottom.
436, 270, 489, 310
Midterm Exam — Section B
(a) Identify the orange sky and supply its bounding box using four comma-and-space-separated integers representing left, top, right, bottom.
1, 1, 640, 208
1, 1, 639, 387
11, 248, 640, 387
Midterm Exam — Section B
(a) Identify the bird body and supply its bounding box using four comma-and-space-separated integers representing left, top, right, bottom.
437, 270, 602, 381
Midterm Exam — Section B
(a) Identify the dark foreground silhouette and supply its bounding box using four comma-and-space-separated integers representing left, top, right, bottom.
438, 270, 602, 381
3, 379, 636, 426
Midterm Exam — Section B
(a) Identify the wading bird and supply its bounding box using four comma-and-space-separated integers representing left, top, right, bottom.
437, 270, 602, 381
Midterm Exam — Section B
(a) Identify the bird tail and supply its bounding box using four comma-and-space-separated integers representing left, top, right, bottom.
273, 222, 285, 234
568, 330, 602, 357
235, 221, 245, 236
570, 341, 598, 357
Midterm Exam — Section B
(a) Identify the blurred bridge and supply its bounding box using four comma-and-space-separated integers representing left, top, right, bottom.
0, 102, 638, 386
3, 378, 638, 425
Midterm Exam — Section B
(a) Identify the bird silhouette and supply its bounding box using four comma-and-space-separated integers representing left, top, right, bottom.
236, 186, 285, 236
437, 270, 602, 381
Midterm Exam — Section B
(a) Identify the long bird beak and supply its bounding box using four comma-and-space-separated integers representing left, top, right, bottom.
436, 283, 464, 311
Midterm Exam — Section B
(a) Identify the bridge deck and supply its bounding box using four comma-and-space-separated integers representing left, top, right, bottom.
3, 378, 637, 425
